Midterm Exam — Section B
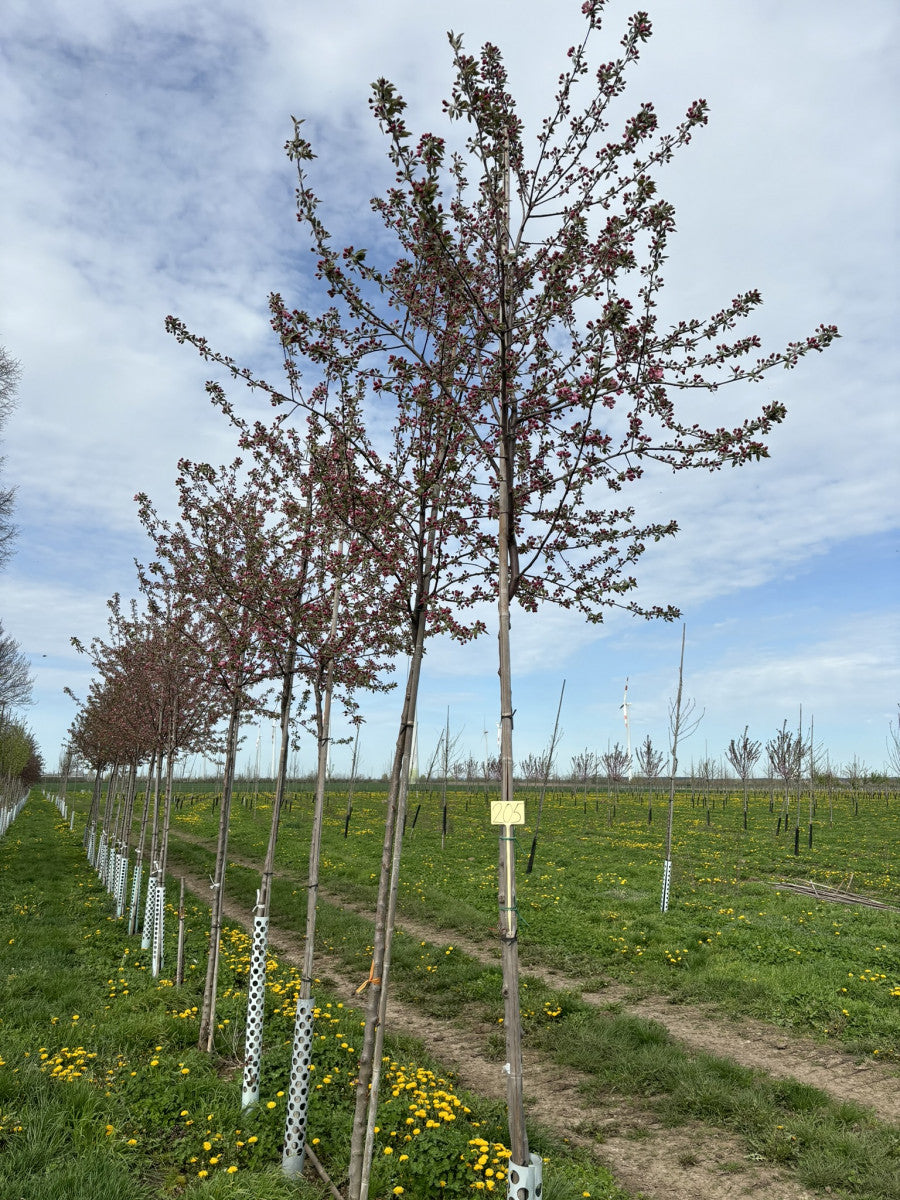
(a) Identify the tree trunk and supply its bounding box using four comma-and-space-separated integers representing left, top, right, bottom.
662, 627, 687, 913
84, 766, 103, 856
358, 661, 422, 1200
491, 131, 531, 1175
243, 648, 296, 1113
347, 610, 425, 1200
152, 741, 177, 977
129, 751, 156, 936
198, 685, 242, 1051
141, 751, 165, 950
244, 646, 294, 1110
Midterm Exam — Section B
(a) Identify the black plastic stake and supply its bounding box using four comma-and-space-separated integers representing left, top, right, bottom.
526, 834, 538, 875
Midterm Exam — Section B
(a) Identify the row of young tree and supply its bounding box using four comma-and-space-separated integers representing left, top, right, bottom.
62, 5, 837, 1196
0, 709, 41, 811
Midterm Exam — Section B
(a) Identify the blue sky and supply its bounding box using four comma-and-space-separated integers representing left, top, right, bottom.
1, 0, 897, 779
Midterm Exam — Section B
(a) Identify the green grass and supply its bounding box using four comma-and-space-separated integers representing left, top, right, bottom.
0, 795, 626, 1200
148, 823, 900, 1199
49, 779, 900, 1197
138, 779, 900, 1059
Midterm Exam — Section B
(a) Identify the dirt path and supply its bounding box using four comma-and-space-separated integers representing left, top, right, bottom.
169, 831, 899, 1128
325, 892, 900, 1126
171, 857, 820, 1200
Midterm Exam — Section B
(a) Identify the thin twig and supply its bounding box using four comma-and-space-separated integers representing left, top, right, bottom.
305, 1143, 345, 1200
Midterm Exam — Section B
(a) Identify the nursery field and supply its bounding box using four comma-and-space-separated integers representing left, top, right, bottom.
158, 779, 900, 1060
15, 782, 899, 1200
0, 795, 627, 1200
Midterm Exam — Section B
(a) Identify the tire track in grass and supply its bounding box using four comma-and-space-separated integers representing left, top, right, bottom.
169, 830, 900, 1127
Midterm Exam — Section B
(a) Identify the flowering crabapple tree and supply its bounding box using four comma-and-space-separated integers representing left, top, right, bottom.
135, 588, 227, 973
70, 596, 159, 879
66, 678, 118, 863
181, 331, 492, 1182
136, 462, 283, 1048
318, 10, 833, 1167
182, 418, 403, 1124
170, 1, 837, 1184
72, 588, 223, 961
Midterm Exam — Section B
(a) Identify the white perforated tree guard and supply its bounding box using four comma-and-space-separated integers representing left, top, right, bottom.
128, 863, 143, 936
106, 843, 116, 892
660, 858, 672, 913
281, 997, 315, 1176
95, 830, 107, 875
116, 852, 129, 918
241, 915, 269, 1110
506, 1152, 543, 1200
151, 881, 165, 977
141, 874, 157, 950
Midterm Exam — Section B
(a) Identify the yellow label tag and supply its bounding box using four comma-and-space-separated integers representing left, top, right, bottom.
490, 800, 525, 825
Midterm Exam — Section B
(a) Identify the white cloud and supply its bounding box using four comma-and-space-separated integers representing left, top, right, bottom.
1, 0, 896, 773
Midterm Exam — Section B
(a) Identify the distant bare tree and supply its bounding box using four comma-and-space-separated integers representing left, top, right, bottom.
601, 742, 631, 816
461, 754, 481, 782
0, 621, 32, 711
886, 708, 900, 780
662, 627, 703, 912
843, 753, 867, 816
518, 752, 552, 782
844, 755, 866, 791
767, 719, 808, 850
635, 734, 665, 824
0, 342, 21, 571
726, 726, 762, 830
695, 756, 717, 809
570, 749, 599, 787
525, 679, 566, 875
483, 755, 502, 782
439, 711, 464, 849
